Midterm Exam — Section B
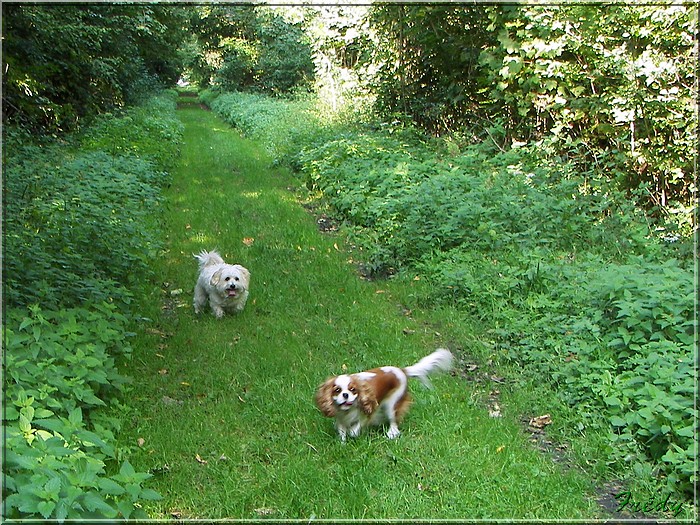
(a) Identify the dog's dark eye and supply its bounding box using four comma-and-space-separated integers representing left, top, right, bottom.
224, 277, 230, 282
349, 387, 357, 394
332, 387, 341, 395
235, 277, 240, 281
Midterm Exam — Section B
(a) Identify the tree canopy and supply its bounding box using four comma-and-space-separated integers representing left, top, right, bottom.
2, 3, 187, 131
2, 3, 696, 217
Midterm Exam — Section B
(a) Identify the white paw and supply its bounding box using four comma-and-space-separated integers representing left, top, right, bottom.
386, 426, 401, 439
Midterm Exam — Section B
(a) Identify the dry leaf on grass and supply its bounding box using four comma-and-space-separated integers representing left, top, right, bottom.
529, 414, 552, 429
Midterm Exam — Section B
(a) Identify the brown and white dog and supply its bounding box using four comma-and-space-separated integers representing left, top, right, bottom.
315, 349, 453, 441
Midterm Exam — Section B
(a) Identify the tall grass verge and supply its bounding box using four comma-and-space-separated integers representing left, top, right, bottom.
2, 91, 182, 520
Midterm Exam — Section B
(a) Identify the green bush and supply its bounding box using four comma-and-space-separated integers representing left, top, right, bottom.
203, 89, 342, 164
440, 253, 696, 495
297, 132, 672, 273
3, 93, 181, 310
2, 92, 180, 520
79, 91, 183, 172
554, 261, 696, 495
3, 305, 162, 520
3, 150, 168, 309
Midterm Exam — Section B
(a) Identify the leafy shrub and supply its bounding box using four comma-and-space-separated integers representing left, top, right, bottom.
203, 89, 345, 164
3, 150, 167, 309
2, 92, 179, 520
3, 305, 162, 520
298, 132, 670, 274
79, 91, 184, 172
554, 261, 696, 495
3, 94, 181, 310
472, 255, 697, 496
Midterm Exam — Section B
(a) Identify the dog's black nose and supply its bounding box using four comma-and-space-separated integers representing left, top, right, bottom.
342, 392, 349, 400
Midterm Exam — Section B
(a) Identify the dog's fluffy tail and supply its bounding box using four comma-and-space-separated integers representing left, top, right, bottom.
194, 250, 225, 269
404, 348, 453, 388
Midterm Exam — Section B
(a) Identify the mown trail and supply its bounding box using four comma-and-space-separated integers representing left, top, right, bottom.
123, 104, 604, 520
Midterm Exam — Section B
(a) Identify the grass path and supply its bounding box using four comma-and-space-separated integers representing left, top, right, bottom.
123, 105, 604, 520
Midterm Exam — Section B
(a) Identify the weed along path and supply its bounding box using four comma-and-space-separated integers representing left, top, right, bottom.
124, 105, 603, 520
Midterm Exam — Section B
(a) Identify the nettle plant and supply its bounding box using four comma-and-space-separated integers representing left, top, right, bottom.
2, 92, 179, 519
575, 262, 697, 494
501, 258, 696, 496
80, 92, 184, 172
3, 147, 168, 310
3, 305, 162, 520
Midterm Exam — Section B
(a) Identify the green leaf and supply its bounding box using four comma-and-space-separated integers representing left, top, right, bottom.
44, 476, 62, 498
18, 413, 32, 433
81, 491, 117, 517
5, 405, 20, 420
37, 500, 56, 519
20, 405, 35, 422
603, 396, 622, 407
68, 407, 83, 426
610, 415, 626, 427
676, 425, 695, 438
97, 478, 126, 496
34, 407, 55, 419
140, 488, 163, 501
119, 460, 136, 479
116, 499, 134, 519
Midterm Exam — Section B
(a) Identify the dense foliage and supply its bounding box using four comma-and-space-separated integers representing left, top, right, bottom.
203, 90, 697, 501
2, 2, 697, 517
2, 92, 183, 520
184, 5, 313, 94
3, 95, 182, 310
4, 306, 161, 520
181, 4, 697, 228
366, 3, 697, 221
2, 3, 187, 132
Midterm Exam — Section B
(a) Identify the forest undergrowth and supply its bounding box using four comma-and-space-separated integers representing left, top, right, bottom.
3, 92, 183, 520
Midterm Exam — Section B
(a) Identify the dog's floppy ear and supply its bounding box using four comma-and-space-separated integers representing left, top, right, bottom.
210, 268, 223, 286
356, 380, 378, 415
235, 265, 250, 286
315, 379, 337, 418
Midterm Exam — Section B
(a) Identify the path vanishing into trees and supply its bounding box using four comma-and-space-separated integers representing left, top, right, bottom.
122, 102, 607, 520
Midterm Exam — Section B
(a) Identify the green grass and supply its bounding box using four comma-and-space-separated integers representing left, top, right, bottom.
121, 106, 605, 520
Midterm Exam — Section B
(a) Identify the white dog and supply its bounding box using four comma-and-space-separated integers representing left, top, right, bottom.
193, 250, 250, 318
